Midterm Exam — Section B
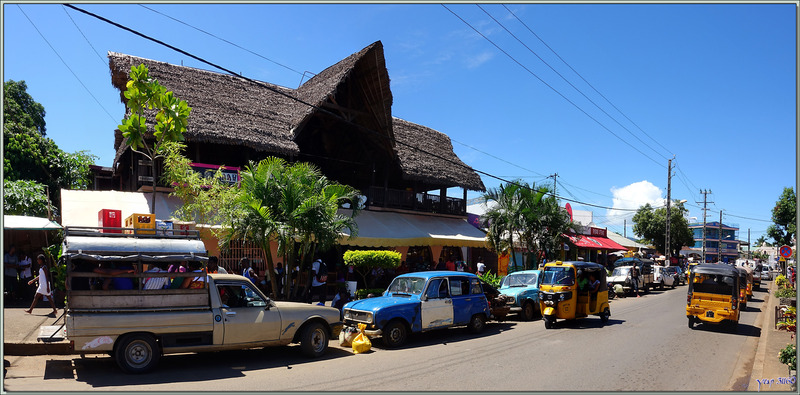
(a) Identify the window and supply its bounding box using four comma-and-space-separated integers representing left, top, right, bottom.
218, 283, 266, 308
448, 278, 470, 296
470, 278, 482, 295
426, 278, 450, 299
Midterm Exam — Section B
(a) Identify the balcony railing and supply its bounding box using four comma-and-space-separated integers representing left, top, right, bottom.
367, 186, 466, 216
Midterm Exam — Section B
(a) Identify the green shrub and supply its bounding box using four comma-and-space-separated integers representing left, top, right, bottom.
355, 288, 385, 299
778, 343, 796, 371
479, 270, 502, 288
775, 274, 791, 289
343, 250, 401, 289
775, 287, 796, 299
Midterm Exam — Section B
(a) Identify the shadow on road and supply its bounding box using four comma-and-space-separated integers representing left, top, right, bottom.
370, 321, 519, 350
692, 322, 761, 337
63, 344, 353, 386
551, 318, 626, 329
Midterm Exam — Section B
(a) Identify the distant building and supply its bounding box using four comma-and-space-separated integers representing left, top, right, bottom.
680, 221, 740, 263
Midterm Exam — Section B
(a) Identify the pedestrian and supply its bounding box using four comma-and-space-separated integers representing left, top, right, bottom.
307, 257, 327, 305
274, 262, 285, 297
207, 256, 227, 274
435, 258, 446, 271
17, 251, 34, 300
241, 257, 260, 285
476, 257, 486, 276
25, 254, 58, 316
4, 245, 19, 301
445, 256, 455, 271
630, 263, 641, 297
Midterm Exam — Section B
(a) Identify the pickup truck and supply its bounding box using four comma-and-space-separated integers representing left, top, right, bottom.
40, 227, 342, 374
608, 258, 656, 294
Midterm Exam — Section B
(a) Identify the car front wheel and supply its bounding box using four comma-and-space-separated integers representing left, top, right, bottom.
299, 322, 329, 357
382, 320, 408, 348
520, 301, 535, 321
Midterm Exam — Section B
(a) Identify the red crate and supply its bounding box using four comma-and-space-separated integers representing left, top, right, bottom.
98, 209, 122, 233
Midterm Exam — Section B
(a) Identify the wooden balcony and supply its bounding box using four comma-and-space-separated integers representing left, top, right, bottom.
366, 186, 466, 216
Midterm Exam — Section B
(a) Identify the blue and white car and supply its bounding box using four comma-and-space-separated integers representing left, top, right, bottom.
341, 271, 491, 348
498, 270, 542, 321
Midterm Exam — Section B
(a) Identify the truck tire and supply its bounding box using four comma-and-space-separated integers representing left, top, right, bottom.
115, 333, 160, 374
520, 301, 535, 321
382, 320, 408, 348
299, 322, 329, 357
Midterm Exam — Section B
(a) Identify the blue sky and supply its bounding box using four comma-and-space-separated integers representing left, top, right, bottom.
3, 3, 797, 245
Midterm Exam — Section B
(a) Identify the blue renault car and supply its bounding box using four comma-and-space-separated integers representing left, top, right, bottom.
498, 269, 542, 321
341, 271, 491, 348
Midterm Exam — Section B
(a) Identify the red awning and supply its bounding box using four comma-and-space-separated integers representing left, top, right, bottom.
565, 234, 626, 251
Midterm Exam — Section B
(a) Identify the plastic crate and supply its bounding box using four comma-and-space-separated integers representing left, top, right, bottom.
124, 213, 156, 235
98, 209, 122, 233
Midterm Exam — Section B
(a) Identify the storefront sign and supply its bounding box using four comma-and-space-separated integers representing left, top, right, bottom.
590, 227, 607, 238
190, 163, 240, 186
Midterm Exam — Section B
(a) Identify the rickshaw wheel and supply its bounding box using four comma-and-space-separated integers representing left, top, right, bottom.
688, 316, 695, 329
543, 315, 554, 329
600, 308, 610, 324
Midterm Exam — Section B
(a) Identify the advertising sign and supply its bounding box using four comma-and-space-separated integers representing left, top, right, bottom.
190, 163, 240, 186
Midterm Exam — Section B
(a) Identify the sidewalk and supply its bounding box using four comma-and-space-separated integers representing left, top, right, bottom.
746, 277, 796, 392
2, 297, 72, 356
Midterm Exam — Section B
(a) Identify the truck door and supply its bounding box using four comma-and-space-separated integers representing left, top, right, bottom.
217, 283, 281, 345
421, 278, 454, 329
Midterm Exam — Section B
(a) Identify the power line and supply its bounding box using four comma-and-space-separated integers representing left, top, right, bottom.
450, 137, 548, 178
478, 4, 670, 162
442, 4, 666, 170
18, 5, 117, 123
62, 5, 106, 67
66, 4, 655, 214
501, 4, 675, 157
138, 4, 312, 84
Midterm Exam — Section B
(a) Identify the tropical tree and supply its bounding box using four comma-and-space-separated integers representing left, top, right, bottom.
3, 179, 51, 217
632, 200, 694, 257
117, 64, 192, 214
4, 80, 97, 212
534, 188, 578, 264
767, 187, 796, 247
482, 182, 526, 270
222, 158, 361, 300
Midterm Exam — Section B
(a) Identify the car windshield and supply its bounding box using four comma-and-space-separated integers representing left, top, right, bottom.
387, 277, 426, 295
541, 267, 574, 286
501, 273, 538, 288
611, 267, 630, 277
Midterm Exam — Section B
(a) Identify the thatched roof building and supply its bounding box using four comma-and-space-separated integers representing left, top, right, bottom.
108, 40, 485, 196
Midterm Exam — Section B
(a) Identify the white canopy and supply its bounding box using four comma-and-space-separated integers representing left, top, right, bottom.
2, 215, 61, 230
338, 209, 487, 248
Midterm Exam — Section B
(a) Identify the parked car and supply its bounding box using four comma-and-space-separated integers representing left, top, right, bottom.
663, 266, 685, 285
653, 266, 676, 289
760, 270, 772, 281
341, 271, 491, 348
498, 269, 541, 321
608, 258, 656, 294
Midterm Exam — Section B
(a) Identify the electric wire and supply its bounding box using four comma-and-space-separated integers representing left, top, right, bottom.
62, 5, 106, 67
478, 4, 670, 162
450, 137, 548, 179
18, 5, 117, 123
501, 4, 675, 157
138, 5, 311, 81
442, 4, 666, 170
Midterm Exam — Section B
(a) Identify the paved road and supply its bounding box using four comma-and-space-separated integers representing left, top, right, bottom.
3, 284, 766, 391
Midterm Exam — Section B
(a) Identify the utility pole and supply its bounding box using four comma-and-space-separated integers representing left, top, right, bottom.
719, 210, 724, 263
550, 173, 558, 199
698, 189, 713, 263
665, 158, 673, 263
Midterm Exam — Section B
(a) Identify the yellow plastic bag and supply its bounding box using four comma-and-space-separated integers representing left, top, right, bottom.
351, 323, 372, 354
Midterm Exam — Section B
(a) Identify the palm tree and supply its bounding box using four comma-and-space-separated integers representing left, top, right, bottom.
482, 181, 527, 271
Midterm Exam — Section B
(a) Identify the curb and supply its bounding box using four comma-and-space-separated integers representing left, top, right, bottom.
3, 341, 73, 356
748, 280, 773, 389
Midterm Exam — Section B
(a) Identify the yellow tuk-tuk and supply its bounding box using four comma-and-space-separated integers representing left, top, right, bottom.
742, 266, 754, 299
539, 261, 610, 329
736, 267, 748, 309
687, 264, 740, 330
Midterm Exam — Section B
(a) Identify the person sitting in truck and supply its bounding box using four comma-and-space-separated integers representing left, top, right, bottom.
93, 262, 135, 290
181, 260, 207, 289
143, 262, 169, 290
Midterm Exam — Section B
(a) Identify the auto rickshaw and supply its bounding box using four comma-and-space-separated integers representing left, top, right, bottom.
687, 264, 740, 330
742, 266, 754, 299
539, 261, 610, 329
736, 267, 748, 309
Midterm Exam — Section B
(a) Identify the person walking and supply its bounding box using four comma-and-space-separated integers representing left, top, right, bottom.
25, 254, 58, 316
307, 257, 328, 305
4, 245, 19, 301
476, 257, 486, 276
630, 263, 641, 298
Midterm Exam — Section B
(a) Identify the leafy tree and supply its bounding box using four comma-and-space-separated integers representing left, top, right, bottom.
221, 158, 360, 300
343, 250, 401, 289
754, 235, 772, 248
632, 201, 694, 257
118, 64, 192, 214
4, 80, 96, 211
4, 80, 45, 136
767, 187, 796, 247
3, 179, 51, 217
482, 181, 576, 269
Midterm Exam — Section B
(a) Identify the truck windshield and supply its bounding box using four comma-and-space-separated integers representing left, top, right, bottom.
541, 267, 574, 286
611, 267, 630, 277
387, 277, 426, 295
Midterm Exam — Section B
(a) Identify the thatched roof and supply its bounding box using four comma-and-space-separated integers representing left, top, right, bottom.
108, 41, 484, 192
393, 117, 484, 191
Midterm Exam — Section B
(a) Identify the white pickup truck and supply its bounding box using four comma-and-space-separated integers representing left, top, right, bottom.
40, 227, 342, 374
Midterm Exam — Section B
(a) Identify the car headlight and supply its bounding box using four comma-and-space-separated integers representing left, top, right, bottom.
506, 295, 516, 305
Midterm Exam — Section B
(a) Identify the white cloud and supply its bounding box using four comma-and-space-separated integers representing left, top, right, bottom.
605, 181, 664, 226
466, 51, 494, 69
